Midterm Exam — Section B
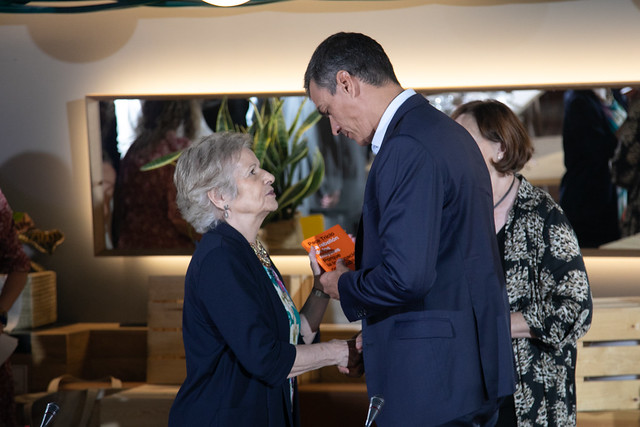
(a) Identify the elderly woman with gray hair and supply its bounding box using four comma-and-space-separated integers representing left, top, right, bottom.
168, 132, 358, 427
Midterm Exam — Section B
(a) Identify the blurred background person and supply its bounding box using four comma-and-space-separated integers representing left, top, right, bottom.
453, 100, 593, 426
308, 116, 369, 236
112, 99, 201, 250
559, 89, 622, 247
611, 87, 640, 238
0, 187, 30, 427
169, 133, 359, 427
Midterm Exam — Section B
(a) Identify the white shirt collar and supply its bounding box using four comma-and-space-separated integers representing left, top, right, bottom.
370, 89, 417, 155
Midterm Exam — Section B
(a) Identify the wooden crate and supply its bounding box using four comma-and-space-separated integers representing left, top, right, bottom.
17, 271, 58, 329
577, 410, 640, 426
1, 271, 57, 330
11, 323, 96, 391
11, 323, 147, 392
147, 276, 186, 385
85, 326, 147, 381
576, 297, 640, 412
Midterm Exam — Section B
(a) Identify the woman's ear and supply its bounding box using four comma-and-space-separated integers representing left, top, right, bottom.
207, 189, 226, 211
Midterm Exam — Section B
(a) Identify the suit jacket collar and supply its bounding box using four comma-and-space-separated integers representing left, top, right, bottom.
382, 93, 430, 143
371, 89, 417, 154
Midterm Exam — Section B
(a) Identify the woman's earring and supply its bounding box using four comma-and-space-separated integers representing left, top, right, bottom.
497, 152, 503, 161
224, 205, 229, 219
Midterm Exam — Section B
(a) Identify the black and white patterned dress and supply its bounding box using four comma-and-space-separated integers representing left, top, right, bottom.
501, 176, 592, 426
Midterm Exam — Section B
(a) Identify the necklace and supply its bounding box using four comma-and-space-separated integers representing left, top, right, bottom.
250, 240, 272, 268
494, 175, 516, 209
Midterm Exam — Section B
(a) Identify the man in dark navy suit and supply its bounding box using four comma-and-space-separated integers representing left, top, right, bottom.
304, 32, 515, 426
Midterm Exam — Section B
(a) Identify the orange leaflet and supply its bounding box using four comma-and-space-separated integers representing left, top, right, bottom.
301, 224, 356, 272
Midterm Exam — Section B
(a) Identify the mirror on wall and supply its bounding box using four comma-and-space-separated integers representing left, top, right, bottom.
86, 93, 371, 256
86, 85, 640, 256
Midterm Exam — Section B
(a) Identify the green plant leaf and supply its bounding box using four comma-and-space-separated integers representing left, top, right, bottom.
215, 97, 233, 132
292, 108, 322, 144
274, 149, 324, 220
272, 100, 289, 159
139, 95, 326, 225
253, 127, 270, 165
140, 150, 184, 171
287, 142, 309, 167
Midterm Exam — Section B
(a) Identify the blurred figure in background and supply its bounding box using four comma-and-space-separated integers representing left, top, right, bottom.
308, 116, 369, 236
112, 100, 201, 250
611, 88, 640, 238
559, 89, 622, 247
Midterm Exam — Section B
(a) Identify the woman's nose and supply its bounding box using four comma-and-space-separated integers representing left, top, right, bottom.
264, 170, 275, 184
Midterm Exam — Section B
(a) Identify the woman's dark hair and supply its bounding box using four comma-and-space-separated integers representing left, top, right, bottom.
304, 32, 400, 95
451, 99, 534, 174
139, 100, 200, 141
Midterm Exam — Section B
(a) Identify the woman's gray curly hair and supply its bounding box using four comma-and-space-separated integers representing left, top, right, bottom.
174, 132, 253, 233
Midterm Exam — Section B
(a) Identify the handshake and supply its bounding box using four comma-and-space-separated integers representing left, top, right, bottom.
341, 333, 365, 378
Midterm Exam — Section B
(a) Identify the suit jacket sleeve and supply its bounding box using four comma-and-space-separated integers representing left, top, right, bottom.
339, 135, 442, 319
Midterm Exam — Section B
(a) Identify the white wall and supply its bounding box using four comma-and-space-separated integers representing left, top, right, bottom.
1, 0, 640, 323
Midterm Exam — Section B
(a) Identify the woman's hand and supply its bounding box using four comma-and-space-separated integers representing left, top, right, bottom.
309, 246, 323, 277
330, 339, 350, 367
288, 339, 350, 378
511, 311, 536, 338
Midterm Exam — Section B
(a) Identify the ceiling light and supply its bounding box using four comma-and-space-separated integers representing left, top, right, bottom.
201, 0, 249, 6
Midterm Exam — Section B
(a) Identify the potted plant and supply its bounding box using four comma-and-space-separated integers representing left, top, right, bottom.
142, 96, 325, 250
13, 211, 65, 271
9, 211, 64, 329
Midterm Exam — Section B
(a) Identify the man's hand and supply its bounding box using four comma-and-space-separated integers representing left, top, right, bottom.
319, 258, 349, 300
338, 331, 364, 377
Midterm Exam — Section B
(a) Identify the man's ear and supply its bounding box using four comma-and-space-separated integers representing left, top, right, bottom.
336, 70, 360, 98
207, 189, 226, 211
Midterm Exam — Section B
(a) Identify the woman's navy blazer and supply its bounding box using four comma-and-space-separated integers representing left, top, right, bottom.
169, 222, 298, 427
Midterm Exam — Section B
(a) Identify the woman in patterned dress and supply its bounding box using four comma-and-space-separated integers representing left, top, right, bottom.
168, 132, 360, 427
452, 100, 593, 426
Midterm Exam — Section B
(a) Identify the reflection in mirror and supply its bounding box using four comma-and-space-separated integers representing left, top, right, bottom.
87, 94, 370, 256
425, 86, 640, 253
87, 87, 640, 256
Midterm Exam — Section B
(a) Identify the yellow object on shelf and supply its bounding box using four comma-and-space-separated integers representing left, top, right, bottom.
299, 214, 325, 240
